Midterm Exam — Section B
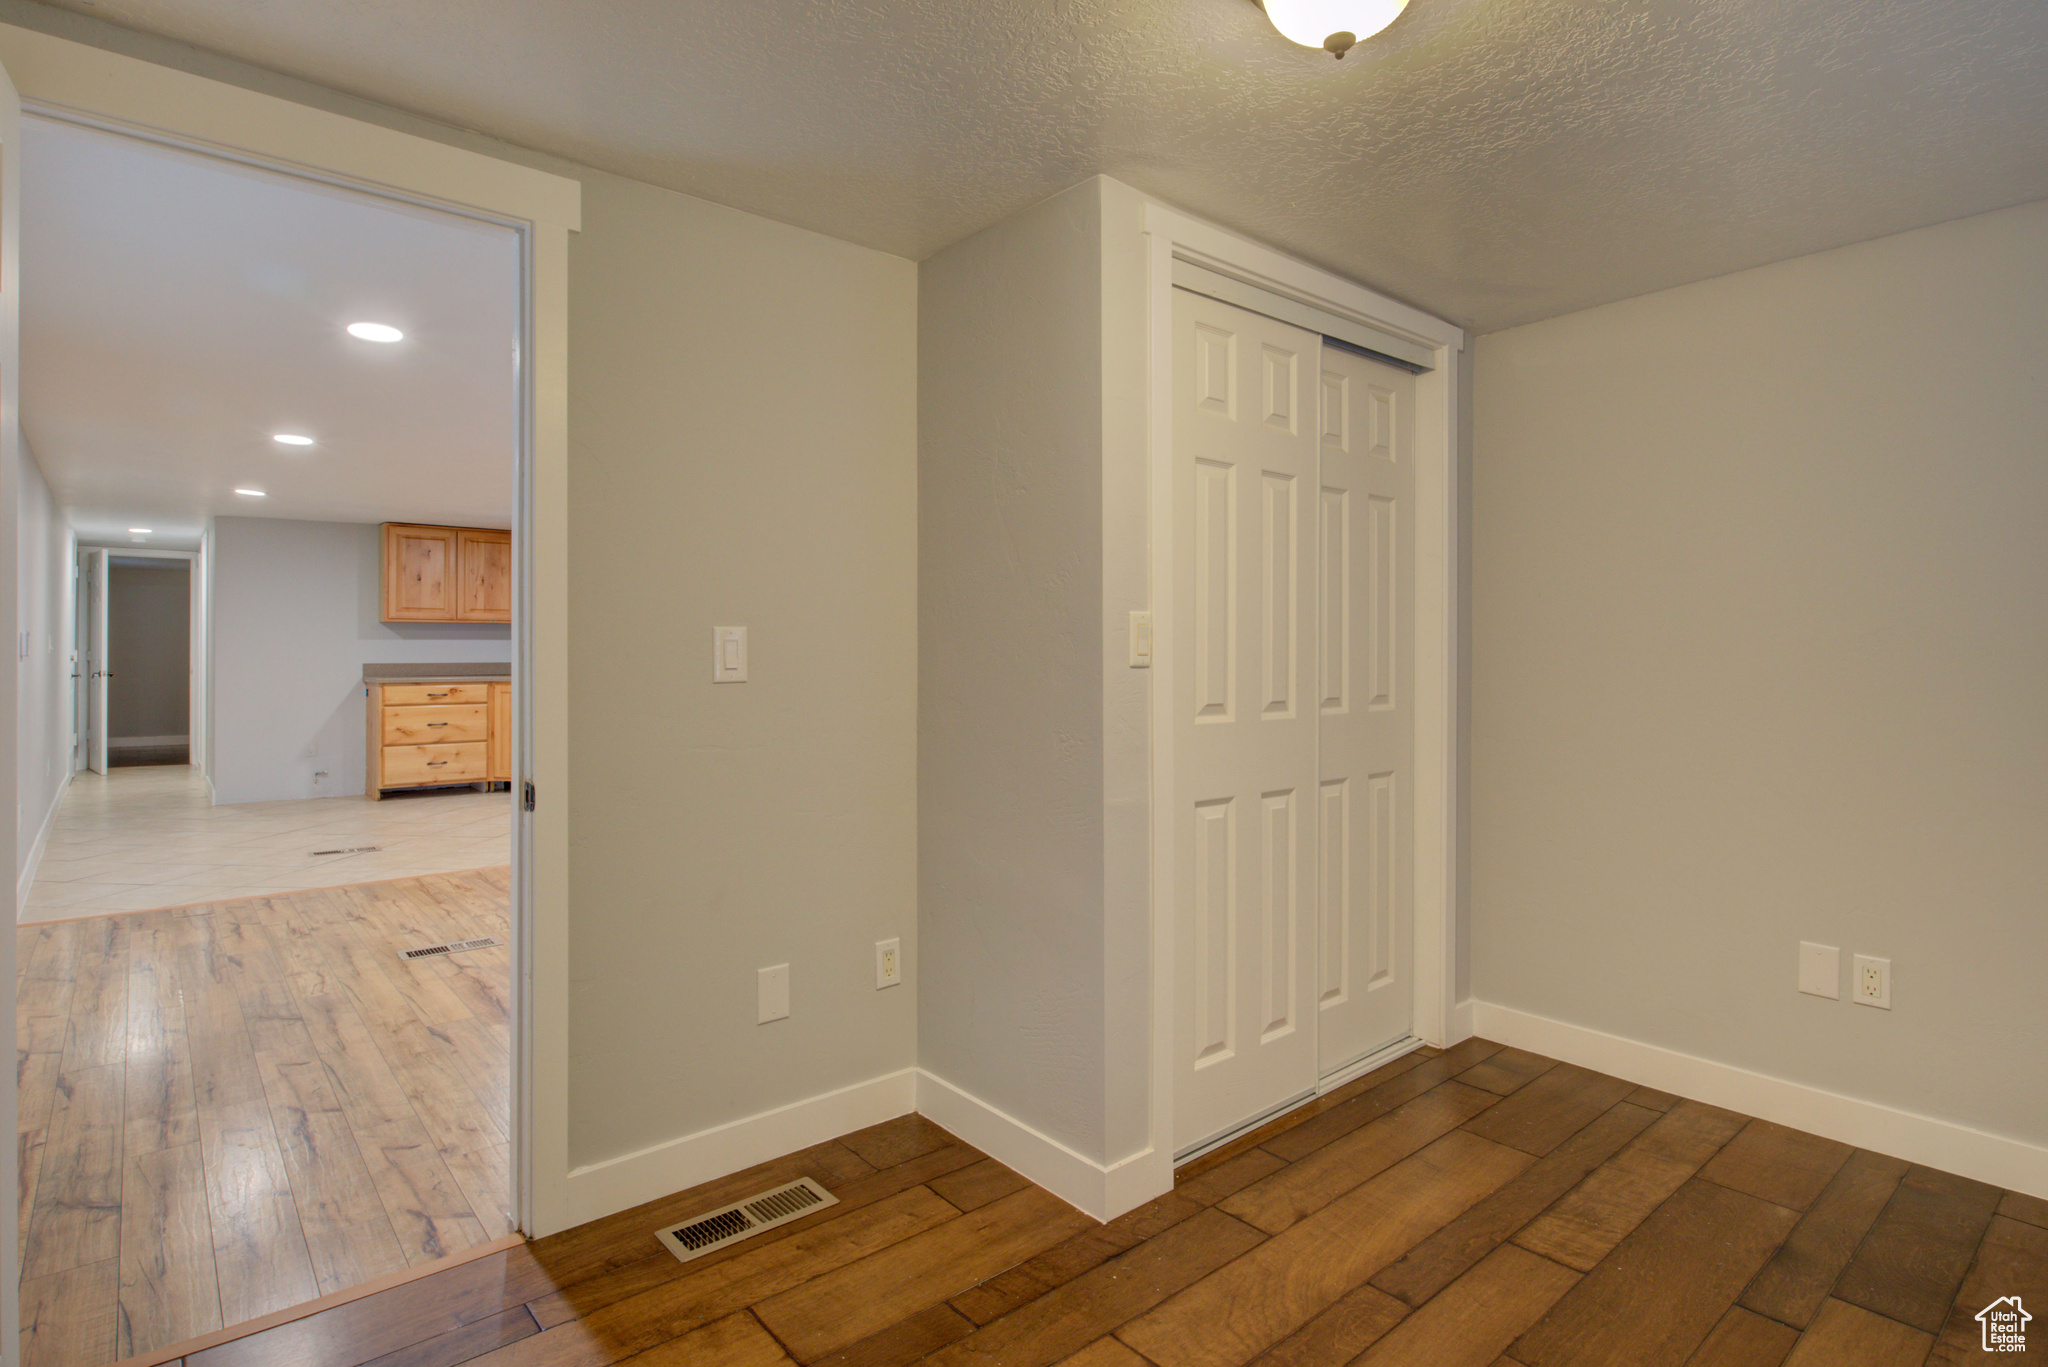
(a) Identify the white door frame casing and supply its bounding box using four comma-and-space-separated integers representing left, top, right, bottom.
1141, 202, 1466, 1176
80, 544, 198, 770
0, 21, 583, 1268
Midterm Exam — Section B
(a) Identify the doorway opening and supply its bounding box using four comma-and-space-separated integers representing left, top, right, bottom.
76, 549, 197, 772
16, 110, 526, 1365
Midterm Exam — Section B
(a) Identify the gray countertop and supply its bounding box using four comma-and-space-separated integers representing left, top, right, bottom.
364, 662, 511, 682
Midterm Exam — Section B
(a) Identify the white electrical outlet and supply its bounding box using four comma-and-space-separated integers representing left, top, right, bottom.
1852, 954, 1891, 1009
875, 937, 901, 989
1798, 941, 1840, 999
757, 963, 789, 1022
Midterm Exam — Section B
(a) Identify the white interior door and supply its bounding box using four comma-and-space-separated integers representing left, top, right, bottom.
1171, 288, 1321, 1154
1313, 343, 1417, 1074
85, 547, 109, 774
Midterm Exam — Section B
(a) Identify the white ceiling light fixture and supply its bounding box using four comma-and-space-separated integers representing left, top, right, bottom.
234, 488, 267, 497
129, 527, 152, 534
273, 432, 315, 446
1256, 0, 1407, 57
346, 321, 405, 343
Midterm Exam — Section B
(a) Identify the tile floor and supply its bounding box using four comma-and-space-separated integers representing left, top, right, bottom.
21, 765, 511, 923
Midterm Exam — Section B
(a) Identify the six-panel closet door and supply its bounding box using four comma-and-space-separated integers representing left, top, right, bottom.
1313, 342, 1416, 1077
1171, 286, 1418, 1156
1171, 288, 1323, 1153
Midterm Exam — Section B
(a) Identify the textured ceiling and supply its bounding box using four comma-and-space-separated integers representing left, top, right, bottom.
23, 0, 2048, 330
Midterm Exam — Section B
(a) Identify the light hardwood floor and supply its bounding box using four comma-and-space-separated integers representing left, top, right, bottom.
142, 1037, 2047, 1367
17, 867, 512, 1367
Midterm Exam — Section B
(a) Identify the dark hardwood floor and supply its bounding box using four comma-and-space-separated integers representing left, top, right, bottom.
134, 1037, 2043, 1367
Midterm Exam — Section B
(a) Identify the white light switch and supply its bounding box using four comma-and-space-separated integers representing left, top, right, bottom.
713, 626, 748, 683
1128, 611, 1153, 668
1798, 941, 1840, 999
757, 963, 789, 1022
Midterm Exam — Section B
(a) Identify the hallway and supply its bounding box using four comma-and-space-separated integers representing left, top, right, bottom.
22, 766, 509, 923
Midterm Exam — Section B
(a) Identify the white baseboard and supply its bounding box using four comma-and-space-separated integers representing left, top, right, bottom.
558, 1066, 916, 1230
1447, 998, 1476, 1045
1473, 1001, 2048, 1200
17, 769, 71, 912
915, 1069, 1171, 1221
108, 734, 189, 748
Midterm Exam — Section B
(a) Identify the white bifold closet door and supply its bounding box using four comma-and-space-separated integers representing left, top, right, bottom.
1171, 286, 1417, 1156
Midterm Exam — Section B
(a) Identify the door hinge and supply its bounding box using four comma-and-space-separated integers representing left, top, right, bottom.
523, 781, 536, 812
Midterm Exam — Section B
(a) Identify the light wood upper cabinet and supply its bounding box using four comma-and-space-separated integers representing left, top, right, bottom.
383, 524, 459, 620
382, 523, 512, 623
458, 529, 512, 623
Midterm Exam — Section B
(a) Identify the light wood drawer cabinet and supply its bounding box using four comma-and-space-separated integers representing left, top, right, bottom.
382, 681, 493, 707
368, 679, 511, 797
381, 742, 488, 787
382, 703, 488, 746
489, 682, 511, 782
381, 523, 512, 623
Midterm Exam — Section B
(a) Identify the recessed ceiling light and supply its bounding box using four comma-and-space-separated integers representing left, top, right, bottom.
347, 322, 404, 343
274, 433, 315, 446
234, 488, 267, 497
129, 528, 152, 535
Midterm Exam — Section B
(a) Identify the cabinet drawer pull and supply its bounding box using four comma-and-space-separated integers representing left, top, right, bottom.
427, 722, 449, 727
427, 691, 450, 698
427, 760, 448, 767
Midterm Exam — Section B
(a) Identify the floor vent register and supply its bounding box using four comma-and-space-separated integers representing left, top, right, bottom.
654, 1177, 838, 1265
399, 935, 504, 961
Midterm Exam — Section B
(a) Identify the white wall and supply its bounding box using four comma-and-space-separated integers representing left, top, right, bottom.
920, 181, 1109, 1159
107, 558, 187, 742
208, 516, 508, 803
15, 445, 69, 899
563, 169, 918, 1173
1097, 178, 1157, 1167
198, 520, 214, 786
917, 176, 1159, 1192
1471, 199, 2048, 1152
191, 531, 208, 782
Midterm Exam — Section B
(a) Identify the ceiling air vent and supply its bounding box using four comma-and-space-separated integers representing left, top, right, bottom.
655, 1177, 838, 1265
400, 936, 504, 961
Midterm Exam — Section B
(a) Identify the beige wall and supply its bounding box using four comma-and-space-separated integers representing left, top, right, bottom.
566, 170, 918, 1168
1471, 199, 2048, 1149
